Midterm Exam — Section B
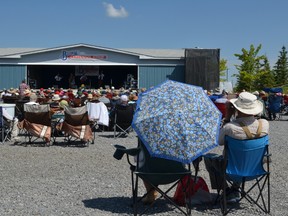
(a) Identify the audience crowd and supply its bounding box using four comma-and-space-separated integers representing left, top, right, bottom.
0, 81, 285, 210
0, 84, 144, 111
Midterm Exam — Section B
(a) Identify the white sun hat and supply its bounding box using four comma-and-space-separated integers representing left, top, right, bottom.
230, 92, 263, 115
52, 94, 61, 101
120, 95, 128, 102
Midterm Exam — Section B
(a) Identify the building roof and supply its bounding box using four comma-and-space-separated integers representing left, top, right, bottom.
0, 48, 40, 56
0, 44, 185, 59
121, 48, 185, 58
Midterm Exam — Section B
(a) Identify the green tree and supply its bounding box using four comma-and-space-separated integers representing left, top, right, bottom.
219, 59, 228, 82
254, 56, 275, 90
234, 44, 267, 92
273, 46, 288, 86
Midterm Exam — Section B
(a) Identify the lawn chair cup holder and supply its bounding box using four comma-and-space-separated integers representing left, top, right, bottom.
113, 145, 126, 160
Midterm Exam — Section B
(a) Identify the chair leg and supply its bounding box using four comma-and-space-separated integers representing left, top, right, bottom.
267, 173, 270, 213
221, 175, 227, 215
115, 126, 132, 138
114, 125, 116, 139
91, 131, 95, 144
133, 175, 139, 216
251, 176, 270, 213
139, 177, 190, 216
224, 175, 270, 215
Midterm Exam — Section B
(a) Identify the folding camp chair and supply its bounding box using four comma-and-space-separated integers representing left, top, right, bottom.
21, 104, 52, 146
87, 101, 109, 143
0, 107, 4, 143
113, 139, 199, 216
113, 104, 134, 138
60, 106, 93, 146
0, 107, 13, 143
268, 94, 283, 120
0, 104, 19, 144
221, 135, 271, 215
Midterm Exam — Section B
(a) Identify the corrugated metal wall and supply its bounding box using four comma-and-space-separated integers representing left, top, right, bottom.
138, 65, 185, 89
0, 65, 26, 89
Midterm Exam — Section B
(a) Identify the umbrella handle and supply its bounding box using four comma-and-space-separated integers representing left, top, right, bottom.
192, 156, 202, 177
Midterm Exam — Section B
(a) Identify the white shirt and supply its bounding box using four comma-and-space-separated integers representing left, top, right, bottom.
25, 101, 39, 105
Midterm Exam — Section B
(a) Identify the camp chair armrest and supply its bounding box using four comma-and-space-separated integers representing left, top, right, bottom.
125, 147, 141, 156
113, 144, 141, 162
114, 144, 141, 156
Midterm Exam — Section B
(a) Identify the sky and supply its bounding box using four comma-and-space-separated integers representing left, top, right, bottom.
1, 0, 288, 83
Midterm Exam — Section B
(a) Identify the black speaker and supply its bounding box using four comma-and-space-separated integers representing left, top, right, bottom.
185, 49, 220, 91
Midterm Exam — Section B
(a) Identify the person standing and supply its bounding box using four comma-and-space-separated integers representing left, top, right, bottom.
19, 80, 29, 98
68, 73, 75, 88
98, 71, 104, 88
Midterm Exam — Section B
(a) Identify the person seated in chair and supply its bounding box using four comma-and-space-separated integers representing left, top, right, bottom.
267, 92, 282, 120
110, 94, 135, 134
204, 91, 269, 203
110, 95, 129, 118
53, 99, 68, 125
25, 93, 39, 105
50, 94, 61, 109
135, 148, 159, 205
119, 94, 129, 106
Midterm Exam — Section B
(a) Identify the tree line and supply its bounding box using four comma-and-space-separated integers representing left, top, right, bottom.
220, 45, 288, 93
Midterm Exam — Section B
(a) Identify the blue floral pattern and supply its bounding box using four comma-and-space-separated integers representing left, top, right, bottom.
132, 80, 222, 164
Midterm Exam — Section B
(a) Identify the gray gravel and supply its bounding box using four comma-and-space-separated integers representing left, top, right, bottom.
0, 117, 287, 216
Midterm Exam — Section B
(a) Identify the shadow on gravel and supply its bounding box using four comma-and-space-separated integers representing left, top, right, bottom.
98, 134, 133, 139
83, 196, 178, 214
52, 142, 89, 148
97, 134, 115, 138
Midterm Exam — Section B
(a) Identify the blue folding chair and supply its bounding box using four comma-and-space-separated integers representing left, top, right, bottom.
222, 135, 270, 215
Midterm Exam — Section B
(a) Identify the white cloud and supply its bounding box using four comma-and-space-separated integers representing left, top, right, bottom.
103, 2, 128, 18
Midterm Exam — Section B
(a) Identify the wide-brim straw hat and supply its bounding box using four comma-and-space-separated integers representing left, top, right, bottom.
59, 100, 69, 108
52, 94, 61, 101
24, 89, 31, 95
230, 92, 263, 115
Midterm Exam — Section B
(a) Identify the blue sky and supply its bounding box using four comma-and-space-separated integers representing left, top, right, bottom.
1, 0, 288, 82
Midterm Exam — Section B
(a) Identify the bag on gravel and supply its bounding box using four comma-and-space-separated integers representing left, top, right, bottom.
173, 175, 211, 206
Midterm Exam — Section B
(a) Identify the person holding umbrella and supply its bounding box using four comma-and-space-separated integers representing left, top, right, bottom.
204, 91, 269, 202
131, 80, 223, 204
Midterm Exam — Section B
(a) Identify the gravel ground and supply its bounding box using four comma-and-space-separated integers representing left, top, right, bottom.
0, 117, 287, 216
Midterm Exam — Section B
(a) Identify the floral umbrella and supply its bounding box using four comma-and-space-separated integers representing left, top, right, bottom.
132, 80, 222, 164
